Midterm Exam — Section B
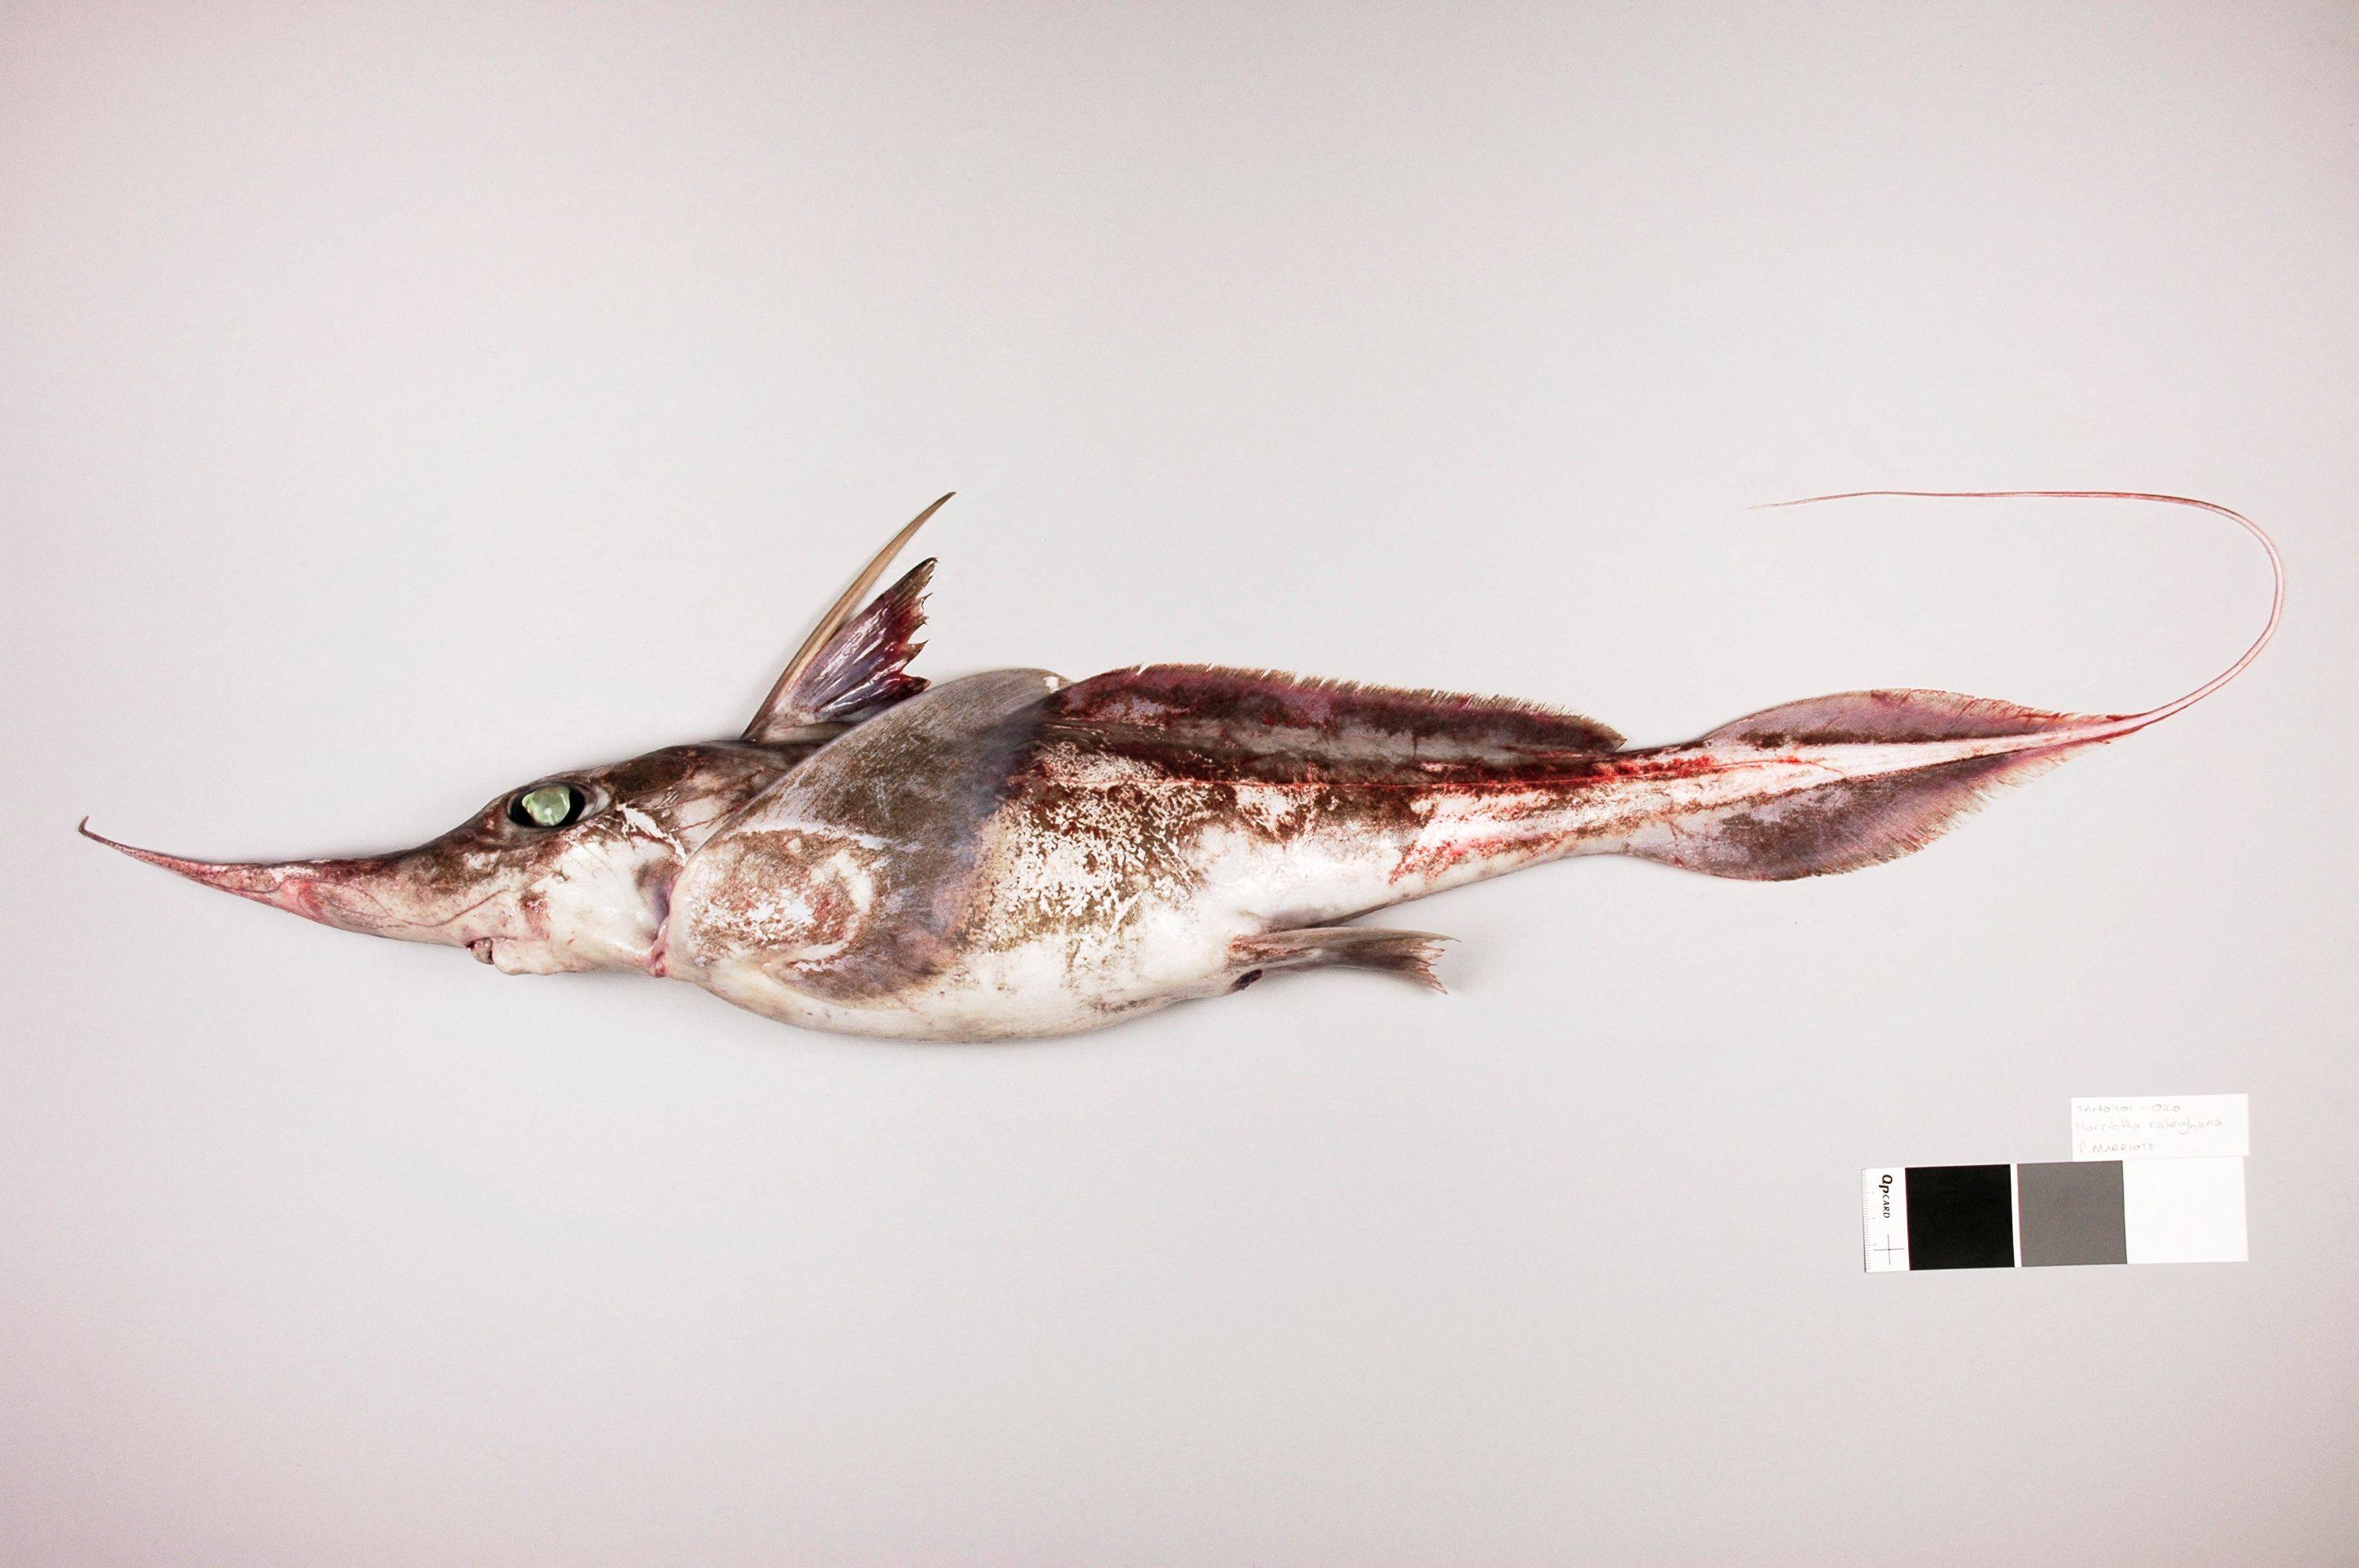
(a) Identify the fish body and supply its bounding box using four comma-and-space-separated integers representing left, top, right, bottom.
89, 491, 2281, 1043
661, 666, 2154, 1039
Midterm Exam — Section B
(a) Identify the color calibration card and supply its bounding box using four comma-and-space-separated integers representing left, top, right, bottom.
1863, 1095, 2248, 1272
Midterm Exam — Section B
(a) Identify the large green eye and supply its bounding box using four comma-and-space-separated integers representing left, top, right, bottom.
509, 782, 583, 829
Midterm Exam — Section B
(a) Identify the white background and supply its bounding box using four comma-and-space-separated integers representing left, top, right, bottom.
5, 4, 2354, 1563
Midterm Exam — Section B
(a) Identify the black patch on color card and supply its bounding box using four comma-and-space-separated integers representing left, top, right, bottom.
1904, 1164, 2016, 1269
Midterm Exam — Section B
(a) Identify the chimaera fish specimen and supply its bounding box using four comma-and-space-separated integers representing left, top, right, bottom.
86, 489, 2280, 1041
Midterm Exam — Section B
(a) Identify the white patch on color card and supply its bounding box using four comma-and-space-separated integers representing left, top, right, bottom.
1860, 1168, 1908, 1273
2123, 1156, 2248, 1264
2070, 1094, 2248, 1160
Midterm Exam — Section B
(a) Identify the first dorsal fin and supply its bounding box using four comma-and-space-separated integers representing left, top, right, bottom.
744, 495, 951, 740
764, 558, 935, 727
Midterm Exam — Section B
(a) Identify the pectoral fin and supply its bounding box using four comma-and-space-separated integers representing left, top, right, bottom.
1229, 926, 1452, 992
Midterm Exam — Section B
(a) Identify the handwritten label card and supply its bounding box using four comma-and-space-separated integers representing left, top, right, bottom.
2070, 1094, 2248, 1161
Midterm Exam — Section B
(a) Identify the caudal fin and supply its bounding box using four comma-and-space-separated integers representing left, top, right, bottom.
1627, 690, 2091, 880
1626, 491, 2281, 883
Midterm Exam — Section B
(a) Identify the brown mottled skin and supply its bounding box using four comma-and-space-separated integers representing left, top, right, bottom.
88, 492, 2280, 1041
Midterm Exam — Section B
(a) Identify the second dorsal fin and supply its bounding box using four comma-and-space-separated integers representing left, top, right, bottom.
1052, 664, 1625, 756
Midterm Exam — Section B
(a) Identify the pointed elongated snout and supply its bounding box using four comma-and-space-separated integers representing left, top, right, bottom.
78, 820, 479, 939
79, 742, 809, 975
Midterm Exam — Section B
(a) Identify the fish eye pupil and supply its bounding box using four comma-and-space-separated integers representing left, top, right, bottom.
511, 783, 581, 829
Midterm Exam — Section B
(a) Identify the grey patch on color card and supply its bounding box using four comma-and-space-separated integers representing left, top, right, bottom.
2017, 1160, 2128, 1266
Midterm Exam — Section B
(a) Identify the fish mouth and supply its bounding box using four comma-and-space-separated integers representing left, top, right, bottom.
467, 938, 497, 964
